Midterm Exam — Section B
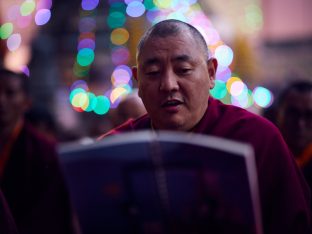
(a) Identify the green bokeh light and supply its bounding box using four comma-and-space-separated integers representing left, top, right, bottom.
84, 92, 97, 112
94, 96, 110, 115
69, 88, 86, 103
144, 0, 157, 10
253, 86, 272, 108
153, 0, 172, 9
107, 12, 126, 29
77, 48, 95, 67
109, 2, 126, 14
73, 62, 90, 77
0, 23, 13, 40
72, 92, 88, 108
245, 4, 263, 30
20, 0, 36, 16
210, 80, 227, 99
220, 92, 231, 105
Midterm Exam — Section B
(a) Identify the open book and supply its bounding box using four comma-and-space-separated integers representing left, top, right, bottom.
59, 131, 263, 234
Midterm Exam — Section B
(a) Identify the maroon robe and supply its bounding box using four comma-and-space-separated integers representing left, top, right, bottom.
99, 97, 312, 234
1, 123, 75, 234
0, 189, 18, 234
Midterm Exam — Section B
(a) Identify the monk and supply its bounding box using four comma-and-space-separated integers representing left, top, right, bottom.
0, 68, 76, 234
99, 19, 311, 234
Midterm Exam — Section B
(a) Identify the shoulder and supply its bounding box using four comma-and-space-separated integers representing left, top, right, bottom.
19, 123, 58, 163
23, 123, 56, 149
211, 98, 280, 138
97, 114, 151, 140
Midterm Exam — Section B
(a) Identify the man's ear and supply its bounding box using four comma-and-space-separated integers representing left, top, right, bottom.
132, 66, 142, 98
132, 66, 138, 82
207, 58, 218, 89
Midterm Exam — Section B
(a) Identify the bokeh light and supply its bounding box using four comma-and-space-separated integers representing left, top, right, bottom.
126, 1, 146, 17
94, 96, 110, 115
0, 23, 14, 40
109, 2, 126, 14
70, 80, 88, 92
78, 38, 96, 50
20, 0, 36, 16
107, 12, 126, 29
226, 77, 242, 92
70, 88, 86, 103
73, 63, 90, 77
210, 80, 227, 99
111, 46, 130, 65
116, 64, 132, 76
21, 65, 30, 77
214, 45, 234, 67
35, 9, 51, 26
216, 67, 231, 82
144, 0, 156, 10
79, 17, 96, 33
230, 80, 245, 97
77, 48, 95, 67
111, 66, 132, 86
110, 86, 131, 103
110, 28, 130, 45
245, 4, 263, 32
125, 0, 143, 4
166, 11, 187, 22
37, 0, 53, 10
83, 92, 97, 112
81, 0, 100, 11
68, 0, 268, 114
201, 28, 220, 45
253, 87, 273, 108
146, 8, 160, 23
153, 0, 172, 9
7, 33, 22, 51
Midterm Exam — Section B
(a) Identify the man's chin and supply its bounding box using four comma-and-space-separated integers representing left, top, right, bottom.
155, 120, 189, 131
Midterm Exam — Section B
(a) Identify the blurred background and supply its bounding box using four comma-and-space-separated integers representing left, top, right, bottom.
1, 0, 311, 142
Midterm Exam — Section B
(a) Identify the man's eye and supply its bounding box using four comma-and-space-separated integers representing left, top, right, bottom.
146, 71, 160, 76
178, 68, 192, 75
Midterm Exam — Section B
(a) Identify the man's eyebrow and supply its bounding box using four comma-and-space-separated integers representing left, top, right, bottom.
141, 55, 194, 67
172, 54, 192, 62
142, 58, 160, 67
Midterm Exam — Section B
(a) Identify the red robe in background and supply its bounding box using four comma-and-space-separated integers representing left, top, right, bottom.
0, 189, 18, 234
99, 97, 312, 234
1, 123, 75, 234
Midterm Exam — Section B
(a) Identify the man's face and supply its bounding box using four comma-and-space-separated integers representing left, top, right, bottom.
277, 90, 312, 156
0, 76, 29, 128
133, 31, 217, 131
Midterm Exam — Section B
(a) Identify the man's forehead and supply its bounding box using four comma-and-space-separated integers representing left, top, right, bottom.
138, 39, 203, 66
139, 53, 195, 65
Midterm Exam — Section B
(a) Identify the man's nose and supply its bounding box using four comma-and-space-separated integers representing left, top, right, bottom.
159, 69, 179, 92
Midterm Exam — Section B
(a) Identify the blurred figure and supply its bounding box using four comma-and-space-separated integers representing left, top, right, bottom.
275, 80, 312, 189
0, 68, 76, 234
25, 105, 58, 143
0, 189, 18, 234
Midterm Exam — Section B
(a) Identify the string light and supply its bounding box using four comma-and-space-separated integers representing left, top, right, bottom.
70, 0, 271, 115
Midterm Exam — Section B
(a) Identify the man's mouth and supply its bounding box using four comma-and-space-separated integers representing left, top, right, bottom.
161, 99, 183, 108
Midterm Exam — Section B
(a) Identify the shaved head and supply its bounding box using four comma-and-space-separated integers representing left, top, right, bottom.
136, 19, 210, 62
